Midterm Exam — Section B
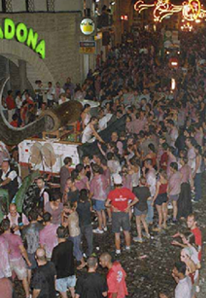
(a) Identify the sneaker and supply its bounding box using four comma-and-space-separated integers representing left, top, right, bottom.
101, 226, 107, 232
145, 233, 150, 239
168, 203, 173, 210
125, 247, 131, 253
196, 286, 200, 293
133, 237, 143, 243
93, 228, 104, 234
192, 199, 199, 203
115, 249, 121, 255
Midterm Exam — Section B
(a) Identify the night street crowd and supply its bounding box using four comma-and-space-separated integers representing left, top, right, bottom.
0, 26, 206, 298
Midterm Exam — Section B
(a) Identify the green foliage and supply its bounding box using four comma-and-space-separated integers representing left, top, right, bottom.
0, 189, 9, 223
15, 170, 40, 213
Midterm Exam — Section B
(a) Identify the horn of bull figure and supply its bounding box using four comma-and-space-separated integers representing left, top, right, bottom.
0, 78, 82, 146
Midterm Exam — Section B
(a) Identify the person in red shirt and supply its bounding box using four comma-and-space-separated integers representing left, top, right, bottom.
25, 92, 35, 106
159, 142, 169, 171
187, 214, 202, 261
10, 113, 19, 128
105, 174, 138, 254
100, 253, 128, 298
172, 214, 202, 261
6, 90, 16, 123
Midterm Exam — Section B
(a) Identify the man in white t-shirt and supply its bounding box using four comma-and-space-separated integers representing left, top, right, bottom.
98, 109, 113, 131
0, 161, 19, 201
15, 91, 23, 110
160, 261, 192, 298
46, 82, 55, 107
36, 177, 50, 211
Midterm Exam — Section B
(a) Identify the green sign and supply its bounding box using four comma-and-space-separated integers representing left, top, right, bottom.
0, 18, 45, 59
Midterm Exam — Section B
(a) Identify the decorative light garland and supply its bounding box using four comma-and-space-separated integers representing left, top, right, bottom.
180, 21, 193, 31
134, 0, 206, 23
153, 0, 182, 22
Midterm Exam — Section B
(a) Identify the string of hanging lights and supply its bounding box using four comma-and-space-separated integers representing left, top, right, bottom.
134, 0, 206, 23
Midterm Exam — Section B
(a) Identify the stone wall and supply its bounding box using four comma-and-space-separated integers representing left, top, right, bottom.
0, 12, 83, 87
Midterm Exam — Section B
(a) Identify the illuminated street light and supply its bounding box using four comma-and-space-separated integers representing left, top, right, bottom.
171, 78, 176, 91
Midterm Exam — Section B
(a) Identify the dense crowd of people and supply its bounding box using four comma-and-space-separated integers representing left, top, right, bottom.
0, 25, 206, 298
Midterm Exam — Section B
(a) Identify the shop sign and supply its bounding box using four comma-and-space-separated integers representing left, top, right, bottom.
79, 41, 96, 54
80, 18, 95, 35
0, 18, 45, 59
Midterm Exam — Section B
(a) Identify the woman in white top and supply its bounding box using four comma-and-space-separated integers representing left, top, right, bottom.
82, 116, 104, 144
81, 104, 91, 129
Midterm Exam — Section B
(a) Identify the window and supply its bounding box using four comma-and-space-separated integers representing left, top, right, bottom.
25, 0, 35, 12
2, 0, 13, 12
47, 0, 55, 12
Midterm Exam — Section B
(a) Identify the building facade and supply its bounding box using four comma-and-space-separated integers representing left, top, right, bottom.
0, 0, 135, 94
0, 0, 86, 93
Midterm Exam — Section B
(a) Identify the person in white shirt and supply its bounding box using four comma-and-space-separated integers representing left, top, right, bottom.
107, 152, 121, 177
55, 82, 64, 102
46, 82, 55, 107
15, 91, 23, 110
0, 161, 19, 202
167, 119, 178, 147
36, 177, 50, 212
98, 108, 113, 131
58, 93, 70, 105
186, 138, 196, 175
4, 203, 29, 236
160, 261, 192, 298
82, 117, 104, 144
143, 159, 156, 225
